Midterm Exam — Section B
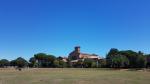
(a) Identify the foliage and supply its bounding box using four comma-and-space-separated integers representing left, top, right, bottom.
145, 54, 150, 68
15, 57, 28, 68
91, 61, 97, 68
107, 48, 119, 58
54, 60, 67, 68
99, 59, 107, 68
107, 49, 147, 68
10, 60, 16, 67
83, 59, 96, 68
0, 59, 9, 67
0, 48, 150, 68
29, 57, 37, 67
111, 54, 129, 68
34, 53, 56, 68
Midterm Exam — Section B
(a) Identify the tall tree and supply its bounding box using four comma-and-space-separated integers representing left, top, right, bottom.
106, 48, 119, 67
29, 57, 37, 67
145, 54, 150, 68
119, 50, 138, 68
34, 53, 56, 68
136, 55, 147, 68
15, 57, 28, 68
111, 54, 129, 68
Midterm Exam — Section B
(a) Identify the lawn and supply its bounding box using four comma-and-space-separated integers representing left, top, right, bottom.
0, 68, 150, 84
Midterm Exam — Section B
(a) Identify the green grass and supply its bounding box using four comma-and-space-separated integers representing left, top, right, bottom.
0, 68, 150, 84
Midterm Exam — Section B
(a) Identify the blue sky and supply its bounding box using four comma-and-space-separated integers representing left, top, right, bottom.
0, 0, 150, 60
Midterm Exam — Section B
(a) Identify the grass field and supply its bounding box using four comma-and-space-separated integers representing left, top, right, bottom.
0, 68, 150, 84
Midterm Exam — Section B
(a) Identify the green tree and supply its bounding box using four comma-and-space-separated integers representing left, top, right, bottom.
34, 53, 56, 68
145, 54, 150, 68
53, 60, 67, 68
136, 54, 147, 68
119, 50, 147, 68
57, 56, 63, 60
15, 57, 28, 68
10, 60, 16, 67
66, 59, 73, 68
29, 57, 38, 67
75, 59, 84, 68
0, 59, 10, 68
59, 60, 67, 68
99, 59, 107, 68
53, 60, 59, 68
111, 55, 129, 68
106, 48, 119, 67
107, 48, 119, 58
91, 61, 97, 68
83, 59, 95, 68
119, 50, 138, 68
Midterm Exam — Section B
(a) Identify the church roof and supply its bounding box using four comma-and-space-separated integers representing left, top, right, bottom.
80, 53, 98, 56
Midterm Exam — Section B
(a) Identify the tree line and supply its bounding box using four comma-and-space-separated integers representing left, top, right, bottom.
0, 48, 150, 68
106, 48, 150, 68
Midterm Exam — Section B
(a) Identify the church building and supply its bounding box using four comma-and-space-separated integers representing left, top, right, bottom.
68, 46, 100, 62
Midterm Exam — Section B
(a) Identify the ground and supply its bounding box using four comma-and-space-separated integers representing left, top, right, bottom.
0, 68, 150, 84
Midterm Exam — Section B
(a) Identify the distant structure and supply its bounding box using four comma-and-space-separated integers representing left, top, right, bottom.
68, 46, 100, 62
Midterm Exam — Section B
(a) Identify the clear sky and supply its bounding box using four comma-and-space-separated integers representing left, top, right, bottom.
0, 0, 150, 60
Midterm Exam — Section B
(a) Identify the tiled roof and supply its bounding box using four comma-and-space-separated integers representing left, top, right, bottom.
80, 53, 98, 56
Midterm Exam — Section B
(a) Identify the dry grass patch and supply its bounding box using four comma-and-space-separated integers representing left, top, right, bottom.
0, 68, 150, 84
